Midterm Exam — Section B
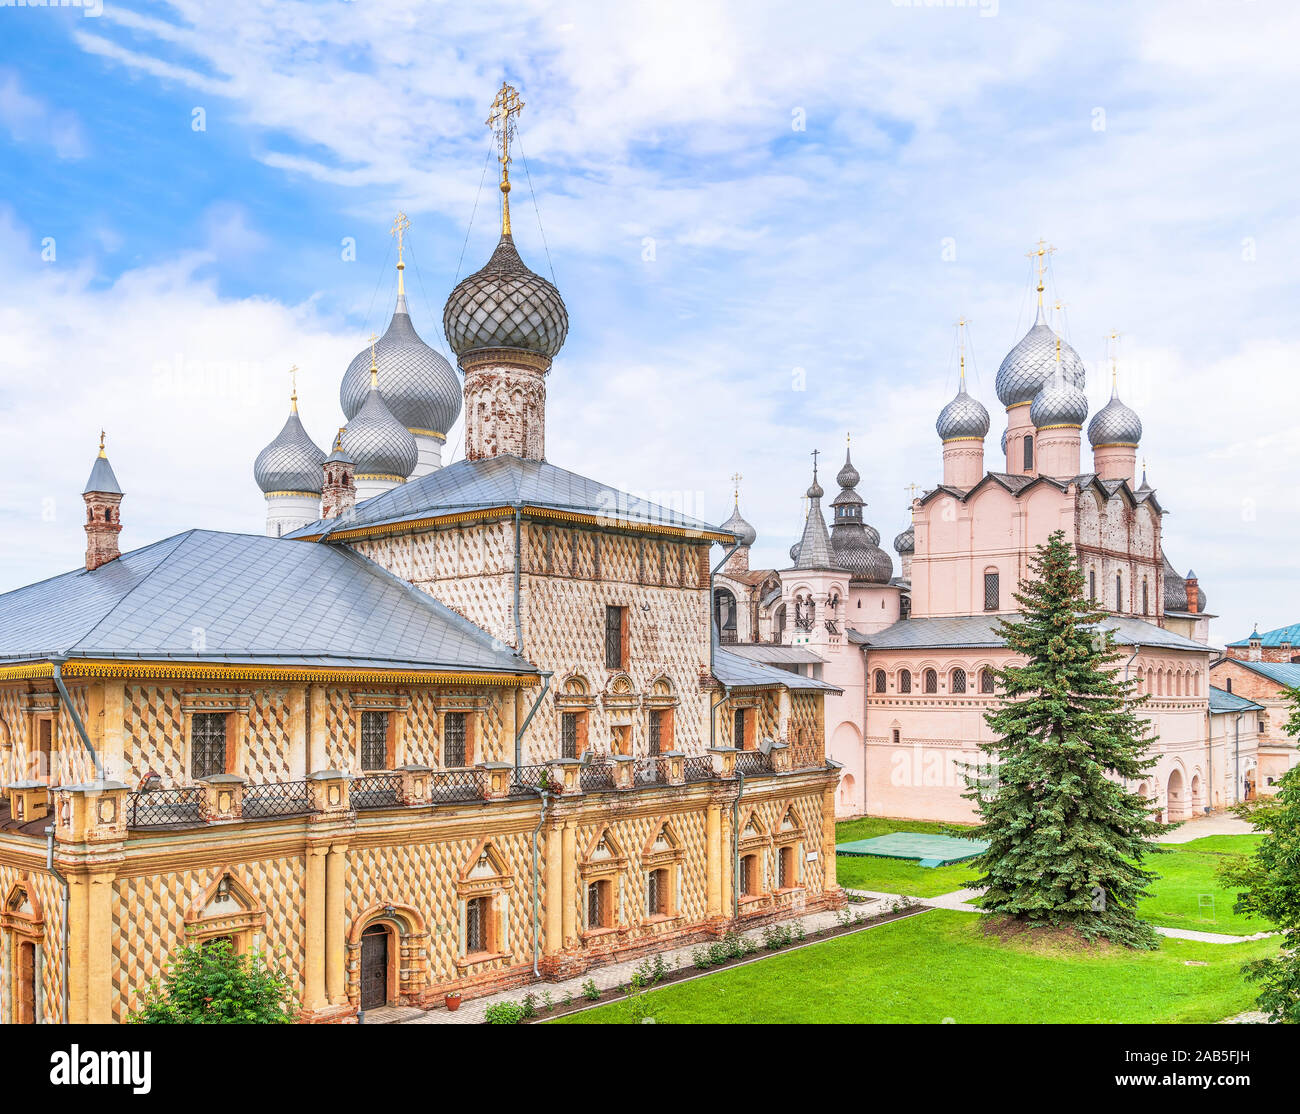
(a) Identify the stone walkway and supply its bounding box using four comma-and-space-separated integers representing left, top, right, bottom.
1158, 812, 1255, 843
387, 897, 899, 1025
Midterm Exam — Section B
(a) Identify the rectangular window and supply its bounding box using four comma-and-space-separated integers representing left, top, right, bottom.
191, 712, 227, 780
1023, 435, 1033, 471
561, 712, 579, 759
1116, 573, 1123, 612
951, 668, 967, 694
1089, 570, 1097, 600
898, 670, 911, 694
587, 880, 611, 929
778, 845, 795, 889
443, 711, 467, 767
35, 717, 54, 783
733, 707, 747, 750
740, 854, 759, 898
1142, 579, 1150, 615
604, 606, 626, 670
647, 868, 668, 916
648, 709, 669, 755
984, 571, 1000, 611
360, 710, 389, 771
465, 895, 488, 954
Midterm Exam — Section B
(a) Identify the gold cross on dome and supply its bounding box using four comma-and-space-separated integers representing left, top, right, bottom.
1027, 239, 1056, 305
904, 481, 921, 504
289, 364, 299, 410
98, 430, 107, 458
487, 82, 525, 235
390, 212, 410, 262
730, 472, 743, 502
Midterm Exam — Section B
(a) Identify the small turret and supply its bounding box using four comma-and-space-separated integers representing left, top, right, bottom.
720, 473, 757, 575
83, 432, 123, 571
321, 428, 357, 521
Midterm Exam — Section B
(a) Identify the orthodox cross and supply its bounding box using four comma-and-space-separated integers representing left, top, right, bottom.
98, 430, 107, 458
391, 211, 410, 294
289, 364, 299, 411
486, 82, 525, 235
904, 481, 921, 506
1027, 239, 1056, 307
1107, 329, 1121, 388
730, 471, 743, 505
810, 448, 820, 482
956, 317, 968, 384
368, 332, 380, 386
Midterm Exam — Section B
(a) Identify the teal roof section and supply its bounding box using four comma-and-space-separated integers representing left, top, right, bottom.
1227, 622, 1300, 648
1207, 686, 1264, 714
1216, 659, 1300, 689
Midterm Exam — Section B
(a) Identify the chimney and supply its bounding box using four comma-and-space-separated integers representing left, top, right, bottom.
83, 433, 124, 571
321, 428, 357, 521
1184, 569, 1199, 614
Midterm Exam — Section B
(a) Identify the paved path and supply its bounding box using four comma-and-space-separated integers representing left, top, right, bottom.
1158, 812, 1255, 843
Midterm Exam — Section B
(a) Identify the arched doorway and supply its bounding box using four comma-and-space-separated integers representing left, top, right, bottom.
1167, 768, 1186, 822
359, 923, 391, 1010
1190, 773, 1203, 814
838, 772, 856, 810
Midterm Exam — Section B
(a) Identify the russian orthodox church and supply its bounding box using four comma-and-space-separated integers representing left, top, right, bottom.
720, 246, 1270, 823
0, 84, 843, 1025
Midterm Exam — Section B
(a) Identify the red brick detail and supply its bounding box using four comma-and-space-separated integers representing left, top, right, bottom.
83, 491, 123, 571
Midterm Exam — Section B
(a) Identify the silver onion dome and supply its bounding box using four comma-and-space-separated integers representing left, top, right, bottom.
443, 234, 569, 360
936, 383, 990, 441
341, 294, 461, 437
1087, 384, 1143, 447
1000, 427, 1008, 455
341, 381, 418, 480
893, 524, 914, 555
254, 409, 327, 494
996, 307, 1087, 408
1030, 366, 1089, 429
721, 500, 757, 547
836, 449, 860, 490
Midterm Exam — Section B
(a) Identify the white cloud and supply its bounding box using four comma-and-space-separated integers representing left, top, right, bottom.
0, 69, 86, 159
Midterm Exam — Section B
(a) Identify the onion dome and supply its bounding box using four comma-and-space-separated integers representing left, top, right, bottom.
1087, 379, 1143, 447
1162, 549, 1188, 612
1000, 427, 1008, 456
254, 403, 327, 495
341, 293, 460, 437
828, 440, 893, 583
996, 306, 1086, 408
341, 361, 418, 480
1030, 362, 1089, 429
443, 234, 568, 361
836, 448, 860, 489
893, 524, 914, 555
936, 380, 990, 442
720, 491, 757, 547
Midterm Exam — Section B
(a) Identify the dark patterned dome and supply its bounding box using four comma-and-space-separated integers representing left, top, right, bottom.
1162, 550, 1187, 612
254, 408, 326, 494
1087, 384, 1143, 447
341, 294, 460, 436
996, 307, 1086, 408
831, 529, 893, 582
936, 383, 990, 441
443, 234, 568, 360
893, 524, 914, 555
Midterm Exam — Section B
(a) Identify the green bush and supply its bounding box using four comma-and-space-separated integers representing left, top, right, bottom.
581, 977, 601, 1001
485, 1001, 525, 1025
127, 939, 296, 1024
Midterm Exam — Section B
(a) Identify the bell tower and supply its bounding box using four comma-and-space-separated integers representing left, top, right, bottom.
83, 432, 123, 571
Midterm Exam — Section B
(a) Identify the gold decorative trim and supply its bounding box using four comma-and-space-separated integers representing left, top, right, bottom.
21, 659, 536, 687
0, 663, 55, 681
355, 473, 409, 483
1035, 423, 1083, 431
459, 348, 552, 374
941, 437, 985, 445
262, 490, 320, 499
407, 429, 447, 442
1092, 441, 1139, 449
1006, 401, 1032, 411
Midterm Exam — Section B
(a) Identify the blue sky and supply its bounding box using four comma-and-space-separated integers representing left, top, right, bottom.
1, 0, 1297, 644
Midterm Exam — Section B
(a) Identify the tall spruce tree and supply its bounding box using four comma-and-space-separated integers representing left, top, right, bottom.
965, 529, 1166, 948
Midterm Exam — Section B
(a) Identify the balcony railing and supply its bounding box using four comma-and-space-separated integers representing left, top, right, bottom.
127, 786, 203, 829
430, 767, 485, 804
242, 779, 310, 819
633, 756, 670, 786
352, 773, 403, 810
734, 750, 772, 777
682, 755, 715, 782
579, 763, 616, 793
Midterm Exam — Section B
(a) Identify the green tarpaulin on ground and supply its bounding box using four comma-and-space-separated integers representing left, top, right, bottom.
835, 832, 989, 868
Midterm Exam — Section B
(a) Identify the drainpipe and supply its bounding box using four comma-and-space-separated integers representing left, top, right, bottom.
1234, 712, 1241, 805
51, 657, 104, 782
514, 672, 553, 771
528, 789, 552, 977
45, 827, 70, 1025
513, 505, 524, 655
1122, 644, 1140, 795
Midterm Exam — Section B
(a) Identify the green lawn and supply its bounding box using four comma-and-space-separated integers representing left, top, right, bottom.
834, 817, 981, 897
1140, 835, 1267, 936
556, 909, 1277, 1024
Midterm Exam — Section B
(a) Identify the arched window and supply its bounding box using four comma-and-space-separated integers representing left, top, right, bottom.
713, 587, 738, 644
873, 669, 887, 693
773, 603, 786, 643
1141, 578, 1149, 616
980, 668, 995, 694
1023, 435, 1034, 471
951, 668, 967, 694
1115, 572, 1123, 612
898, 670, 912, 694
1225, 677, 1232, 694
923, 669, 938, 694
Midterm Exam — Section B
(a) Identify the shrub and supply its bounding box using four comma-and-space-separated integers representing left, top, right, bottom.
581, 978, 601, 1001
692, 948, 711, 970
652, 953, 668, 982
485, 1001, 525, 1025
128, 939, 296, 1024
520, 992, 538, 1019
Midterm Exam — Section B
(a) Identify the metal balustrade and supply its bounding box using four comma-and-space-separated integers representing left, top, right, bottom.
430, 767, 485, 804
352, 773, 403, 810
682, 755, 715, 782
127, 787, 204, 829
633, 756, 670, 786
242, 779, 311, 819
578, 763, 616, 792
734, 750, 773, 777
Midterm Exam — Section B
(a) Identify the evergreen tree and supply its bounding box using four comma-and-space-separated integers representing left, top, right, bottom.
964, 529, 1166, 948
1218, 687, 1300, 1022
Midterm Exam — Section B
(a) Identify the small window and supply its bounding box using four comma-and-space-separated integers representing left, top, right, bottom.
924, 669, 938, 694
873, 669, 887, 693
465, 895, 489, 954
1225, 678, 1232, 693
892, 728, 901, 746
1023, 435, 1034, 471
648, 708, 668, 755
980, 668, 995, 694
951, 668, 967, 694
1116, 573, 1123, 612
739, 854, 760, 898
778, 845, 796, 890
587, 879, 612, 929
1142, 578, 1149, 616
647, 868, 669, 917
733, 707, 748, 750
191, 712, 227, 780
1259, 719, 1266, 734
34, 717, 54, 783
360, 710, 389, 771
561, 711, 579, 759
984, 571, 1000, 611
443, 711, 467, 767
604, 606, 627, 670
898, 670, 911, 694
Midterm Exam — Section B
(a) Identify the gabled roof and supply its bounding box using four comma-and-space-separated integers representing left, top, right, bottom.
1213, 659, 1300, 689
1207, 686, 1264, 714
851, 613, 1210, 653
712, 644, 841, 692
919, 471, 1163, 514
286, 455, 732, 543
0, 530, 536, 677
1227, 622, 1300, 648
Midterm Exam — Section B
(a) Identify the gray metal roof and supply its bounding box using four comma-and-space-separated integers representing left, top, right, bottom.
83, 452, 122, 495
287, 455, 728, 540
1207, 686, 1263, 714
0, 529, 535, 675
851, 613, 1211, 653
726, 644, 825, 666
713, 645, 841, 692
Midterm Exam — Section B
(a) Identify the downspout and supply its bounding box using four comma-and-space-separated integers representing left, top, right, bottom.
529, 788, 552, 977
1234, 712, 1241, 805
514, 672, 553, 771
51, 657, 104, 782
45, 827, 70, 1025
1123, 644, 1140, 795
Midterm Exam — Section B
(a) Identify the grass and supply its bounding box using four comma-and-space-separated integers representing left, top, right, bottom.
1140, 834, 1267, 936
556, 909, 1277, 1024
834, 816, 981, 897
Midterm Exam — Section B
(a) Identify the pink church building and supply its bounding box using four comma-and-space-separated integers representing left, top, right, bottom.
715, 257, 1257, 824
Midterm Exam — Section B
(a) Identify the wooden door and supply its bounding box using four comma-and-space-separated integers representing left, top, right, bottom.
17, 940, 36, 1024
359, 927, 388, 1010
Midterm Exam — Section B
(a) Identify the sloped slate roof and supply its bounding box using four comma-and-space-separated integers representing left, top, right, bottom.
1207, 686, 1263, 714
713, 645, 841, 692
850, 613, 1210, 653
1215, 659, 1300, 688
0, 530, 534, 675
726, 644, 825, 666
287, 455, 729, 541
1227, 622, 1300, 648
